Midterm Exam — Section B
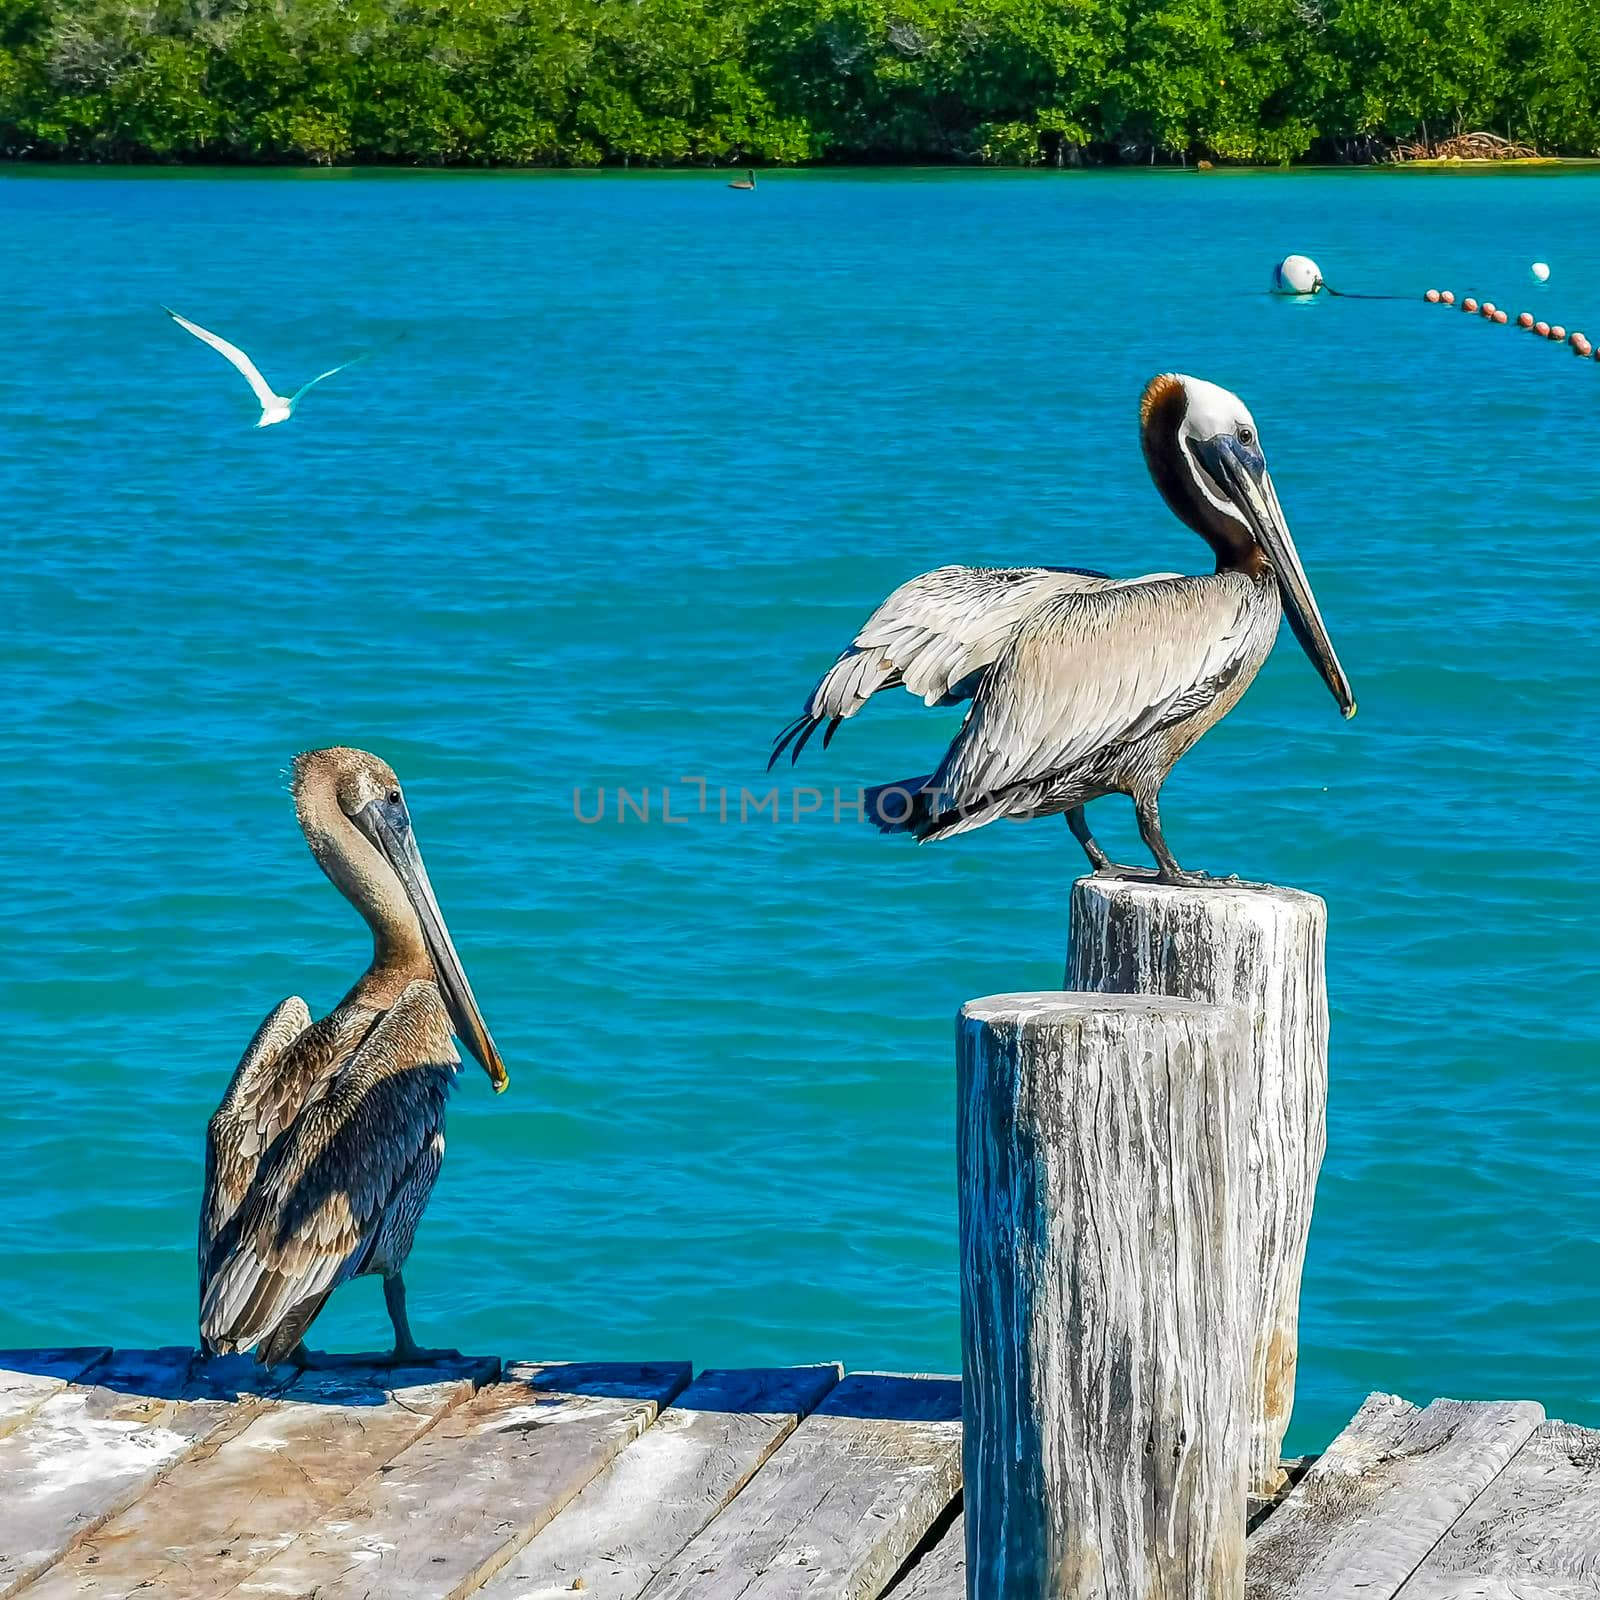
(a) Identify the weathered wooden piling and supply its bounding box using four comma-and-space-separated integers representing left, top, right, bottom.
958, 992, 1256, 1600
1067, 877, 1328, 1498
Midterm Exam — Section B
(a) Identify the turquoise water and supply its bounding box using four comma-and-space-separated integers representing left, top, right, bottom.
3, 167, 1598, 1453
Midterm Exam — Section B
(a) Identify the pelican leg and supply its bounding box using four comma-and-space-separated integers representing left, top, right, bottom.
1133, 794, 1209, 887
383, 1274, 462, 1365
1067, 807, 1147, 877
1067, 807, 1110, 869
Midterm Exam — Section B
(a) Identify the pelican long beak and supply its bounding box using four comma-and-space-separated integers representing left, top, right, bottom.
354, 799, 510, 1093
1205, 437, 1357, 719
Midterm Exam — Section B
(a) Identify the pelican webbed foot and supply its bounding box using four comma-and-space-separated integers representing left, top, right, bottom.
284, 1343, 465, 1370
1152, 865, 1248, 888
388, 1343, 466, 1366
287, 1344, 383, 1371
1132, 793, 1218, 887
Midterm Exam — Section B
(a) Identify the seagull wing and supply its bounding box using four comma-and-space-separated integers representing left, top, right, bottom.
164, 307, 280, 408
930, 571, 1263, 811
771, 565, 1121, 767
288, 351, 373, 407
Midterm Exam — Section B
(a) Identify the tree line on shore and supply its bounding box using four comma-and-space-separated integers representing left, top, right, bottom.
1, 0, 1597, 167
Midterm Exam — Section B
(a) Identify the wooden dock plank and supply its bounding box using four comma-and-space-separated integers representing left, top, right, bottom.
884, 1515, 964, 1600
1395, 1421, 1600, 1600
637, 1372, 962, 1600
233, 1360, 690, 1600
1246, 1394, 1545, 1600
0, 1348, 281, 1600
0, 1351, 109, 1443
1397, 1580, 1591, 1600
472, 1365, 842, 1600
1413, 1585, 1592, 1600
17, 1358, 497, 1600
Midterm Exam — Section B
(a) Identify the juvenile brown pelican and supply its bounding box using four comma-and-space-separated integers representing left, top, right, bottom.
772, 373, 1356, 881
199, 747, 509, 1367
729, 169, 757, 190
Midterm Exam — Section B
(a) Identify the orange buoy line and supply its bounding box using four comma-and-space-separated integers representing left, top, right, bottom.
1425, 288, 1600, 361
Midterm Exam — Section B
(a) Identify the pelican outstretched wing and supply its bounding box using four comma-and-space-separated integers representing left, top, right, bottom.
771, 565, 1127, 766
199, 981, 456, 1361
164, 307, 280, 409
924, 572, 1262, 830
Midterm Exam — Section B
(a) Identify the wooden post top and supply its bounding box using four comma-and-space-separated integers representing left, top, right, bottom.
1070, 873, 1327, 917
960, 990, 1243, 1028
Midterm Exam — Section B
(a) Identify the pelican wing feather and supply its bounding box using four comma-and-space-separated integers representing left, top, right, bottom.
164, 307, 280, 408
200, 996, 325, 1302
199, 981, 456, 1359
773, 565, 1123, 766
932, 572, 1262, 811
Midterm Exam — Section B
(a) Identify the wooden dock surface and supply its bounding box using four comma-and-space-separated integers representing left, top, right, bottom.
0, 1350, 1594, 1600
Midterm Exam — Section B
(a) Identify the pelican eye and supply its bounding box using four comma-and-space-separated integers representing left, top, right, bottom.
387, 788, 402, 805
1237, 425, 1255, 446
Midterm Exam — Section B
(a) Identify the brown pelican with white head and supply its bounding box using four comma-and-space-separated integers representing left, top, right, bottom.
771, 373, 1356, 881
199, 746, 509, 1366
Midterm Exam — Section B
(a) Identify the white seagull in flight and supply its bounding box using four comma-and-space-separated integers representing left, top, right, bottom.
163, 306, 374, 428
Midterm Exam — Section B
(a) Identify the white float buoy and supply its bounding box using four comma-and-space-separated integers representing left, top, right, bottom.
1531, 262, 1551, 282
1271, 255, 1323, 296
